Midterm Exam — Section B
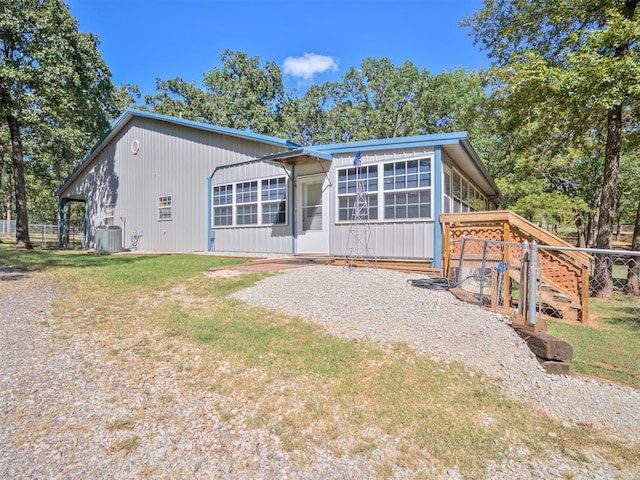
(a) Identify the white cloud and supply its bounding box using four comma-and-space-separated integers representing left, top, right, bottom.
283, 53, 338, 81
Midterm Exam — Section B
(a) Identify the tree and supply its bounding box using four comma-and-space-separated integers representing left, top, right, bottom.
0, 0, 115, 248
146, 50, 292, 138
466, 0, 639, 297
288, 59, 488, 146
626, 197, 640, 295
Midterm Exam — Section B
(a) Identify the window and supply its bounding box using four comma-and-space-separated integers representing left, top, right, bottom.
451, 168, 487, 213
383, 159, 431, 219
158, 195, 172, 221
212, 176, 288, 227
261, 177, 287, 224
213, 185, 233, 226
104, 204, 114, 226
443, 171, 452, 214
337, 165, 378, 221
452, 171, 462, 212
236, 181, 258, 225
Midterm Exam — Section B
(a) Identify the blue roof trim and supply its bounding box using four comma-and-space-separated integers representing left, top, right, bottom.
54, 109, 298, 196
313, 131, 469, 154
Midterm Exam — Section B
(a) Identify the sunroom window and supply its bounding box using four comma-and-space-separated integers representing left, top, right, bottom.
337, 165, 378, 221
383, 159, 431, 219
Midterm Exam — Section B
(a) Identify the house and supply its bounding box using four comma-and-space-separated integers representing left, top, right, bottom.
55, 109, 501, 268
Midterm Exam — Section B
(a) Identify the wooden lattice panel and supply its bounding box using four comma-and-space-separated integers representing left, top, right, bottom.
539, 251, 581, 299
449, 226, 504, 257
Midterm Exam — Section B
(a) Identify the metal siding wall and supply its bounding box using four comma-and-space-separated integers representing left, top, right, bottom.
332, 147, 434, 168
331, 222, 435, 259
61, 116, 284, 252
213, 161, 285, 185
211, 160, 293, 254
213, 226, 291, 254
329, 147, 436, 260
62, 134, 121, 247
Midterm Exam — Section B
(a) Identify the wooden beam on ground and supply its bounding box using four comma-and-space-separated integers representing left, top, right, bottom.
512, 325, 573, 362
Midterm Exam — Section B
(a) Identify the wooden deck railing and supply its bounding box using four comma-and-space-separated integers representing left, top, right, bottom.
440, 210, 591, 324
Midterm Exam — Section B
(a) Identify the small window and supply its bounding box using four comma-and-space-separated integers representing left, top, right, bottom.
213, 185, 233, 226
158, 195, 172, 221
104, 204, 114, 226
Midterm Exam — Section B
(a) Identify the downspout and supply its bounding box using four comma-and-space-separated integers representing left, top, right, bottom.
207, 175, 213, 251
433, 146, 443, 269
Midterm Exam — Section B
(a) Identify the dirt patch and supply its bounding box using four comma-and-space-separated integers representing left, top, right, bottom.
204, 269, 246, 278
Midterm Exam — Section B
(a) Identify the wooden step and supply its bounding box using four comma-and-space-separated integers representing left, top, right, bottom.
331, 257, 439, 275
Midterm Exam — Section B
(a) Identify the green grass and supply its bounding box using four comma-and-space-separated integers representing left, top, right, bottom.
2, 244, 639, 477
0, 242, 246, 291
548, 296, 640, 388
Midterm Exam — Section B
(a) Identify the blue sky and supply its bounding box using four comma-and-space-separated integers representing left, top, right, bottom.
66, 0, 490, 97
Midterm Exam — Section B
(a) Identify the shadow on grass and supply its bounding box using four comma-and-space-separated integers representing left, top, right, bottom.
0, 266, 31, 281
0, 246, 159, 273
590, 294, 640, 333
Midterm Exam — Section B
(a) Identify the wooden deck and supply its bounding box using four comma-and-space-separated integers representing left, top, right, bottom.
441, 210, 591, 326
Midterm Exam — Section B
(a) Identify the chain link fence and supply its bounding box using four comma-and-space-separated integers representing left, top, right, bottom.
0, 221, 84, 249
540, 245, 640, 331
448, 237, 527, 318
447, 236, 640, 330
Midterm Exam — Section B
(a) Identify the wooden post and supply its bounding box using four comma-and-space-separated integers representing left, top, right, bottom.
503, 221, 511, 313
580, 265, 590, 325
443, 222, 451, 277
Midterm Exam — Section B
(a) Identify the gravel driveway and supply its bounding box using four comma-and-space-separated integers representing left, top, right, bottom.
2, 264, 639, 479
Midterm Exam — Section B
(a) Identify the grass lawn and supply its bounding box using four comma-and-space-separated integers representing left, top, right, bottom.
1, 242, 639, 477
548, 295, 640, 389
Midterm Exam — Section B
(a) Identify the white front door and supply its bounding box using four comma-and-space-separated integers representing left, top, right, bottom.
297, 174, 328, 254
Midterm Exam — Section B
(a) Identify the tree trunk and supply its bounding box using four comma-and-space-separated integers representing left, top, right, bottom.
592, 0, 636, 296
592, 105, 622, 298
576, 218, 586, 248
624, 197, 640, 296
588, 191, 600, 248
0, 132, 4, 241
7, 114, 31, 249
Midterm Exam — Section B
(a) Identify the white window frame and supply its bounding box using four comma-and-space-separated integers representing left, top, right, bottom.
213, 184, 233, 226
212, 176, 289, 228
104, 204, 114, 226
451, 166, 487, 213
236, 181, 258, 226
158, 195, 172, 221
336, 164, 379, 222
381, 158, 433, 221
261, 176, 288, 225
